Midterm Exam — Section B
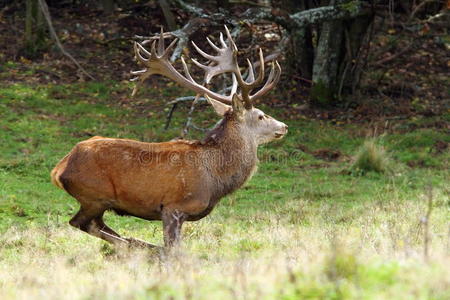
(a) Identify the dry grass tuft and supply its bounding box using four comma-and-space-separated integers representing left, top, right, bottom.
351, 140, 392, 174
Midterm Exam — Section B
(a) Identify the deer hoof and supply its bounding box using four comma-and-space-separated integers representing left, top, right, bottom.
126, 237, 158, 249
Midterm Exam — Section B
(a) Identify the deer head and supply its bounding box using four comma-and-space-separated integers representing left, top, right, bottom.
131, 26, 288, 144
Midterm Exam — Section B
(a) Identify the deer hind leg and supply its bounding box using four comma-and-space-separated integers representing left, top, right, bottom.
162, 209, 187, 248
94, 212, 158, 248
93, 213, 158, 249
69, 207, 128, 246
92, 216, 121, 238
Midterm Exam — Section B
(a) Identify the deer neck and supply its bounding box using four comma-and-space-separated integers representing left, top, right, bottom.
202, 117, 258, 197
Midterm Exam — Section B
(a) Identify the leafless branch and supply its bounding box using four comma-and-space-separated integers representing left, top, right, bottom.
165, 84, 234, 131
37, 0, 95, 80
408, 0, 436, 22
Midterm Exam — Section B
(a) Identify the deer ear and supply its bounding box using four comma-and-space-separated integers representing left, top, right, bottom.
231, 93, 245, 117
205, 95, 230, 116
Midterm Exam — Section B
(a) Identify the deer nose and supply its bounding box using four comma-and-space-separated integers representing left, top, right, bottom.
284, 124, 288, 131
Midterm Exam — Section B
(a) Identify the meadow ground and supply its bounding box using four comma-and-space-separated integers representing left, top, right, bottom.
0, 82, 449, 299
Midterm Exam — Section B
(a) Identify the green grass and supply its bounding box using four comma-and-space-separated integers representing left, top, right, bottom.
0, 82, 449, 299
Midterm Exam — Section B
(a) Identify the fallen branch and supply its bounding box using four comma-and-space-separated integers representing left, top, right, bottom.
37, 0, 95, 80
371, 42, 415, 66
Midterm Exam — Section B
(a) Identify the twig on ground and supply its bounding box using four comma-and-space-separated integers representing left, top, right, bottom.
421, 185, 434, 261
371, 42, 415, 66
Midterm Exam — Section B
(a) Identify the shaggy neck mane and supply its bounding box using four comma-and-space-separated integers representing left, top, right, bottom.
201, 111, 233, 146
197, 112, 258, 201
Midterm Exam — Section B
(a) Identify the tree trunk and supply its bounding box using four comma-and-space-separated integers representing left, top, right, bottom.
159, 0, 177, 31
311, 18, 344, 106
24, 0, 46, 57
310, 1, 373, 106
338, 15, 373, 96
282, 0, 314, 79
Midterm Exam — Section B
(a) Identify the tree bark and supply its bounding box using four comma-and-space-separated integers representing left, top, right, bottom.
159, 0, 177, 31
311, 18, 345, 105
281, 0, 314, 79
24, 0, 46, 57
310, 1, 373, 106
339, 15, 373, 96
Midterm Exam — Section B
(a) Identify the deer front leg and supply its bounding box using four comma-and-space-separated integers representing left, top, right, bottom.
162, 209, 187, 248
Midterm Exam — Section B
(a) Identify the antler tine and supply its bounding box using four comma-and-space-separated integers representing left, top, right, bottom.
192, 41, 216, 62
158, 27, 165, 56
206, 37, 221, 52
162, 38, 178, 59
250, 61, 282, 100
245, 59, 255, 83
180, 56, 195, 82
223, 25, 238, 53
191, 58, 208, 70
230, 73, 238, 95
150, 40, 158, 58
219, 32, 227, 48
134, 42, 149, 62
254, 48, 265, 86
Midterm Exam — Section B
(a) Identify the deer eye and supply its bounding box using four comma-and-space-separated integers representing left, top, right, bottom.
258, 115, 264, 120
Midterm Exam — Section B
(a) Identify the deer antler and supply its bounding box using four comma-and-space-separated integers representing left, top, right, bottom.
132, 26, 281, 107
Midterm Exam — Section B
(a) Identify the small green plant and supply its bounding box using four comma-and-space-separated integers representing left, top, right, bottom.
310, 80, 334, 107
350, 139, 392, 174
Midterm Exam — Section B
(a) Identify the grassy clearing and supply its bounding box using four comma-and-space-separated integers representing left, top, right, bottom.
0, 82, 449, 299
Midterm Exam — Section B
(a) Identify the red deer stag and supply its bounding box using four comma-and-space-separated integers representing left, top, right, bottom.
51, 26, 287, 248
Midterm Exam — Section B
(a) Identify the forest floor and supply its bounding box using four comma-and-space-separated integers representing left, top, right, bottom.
1, 2, 448, 119
0, 3, 449, 300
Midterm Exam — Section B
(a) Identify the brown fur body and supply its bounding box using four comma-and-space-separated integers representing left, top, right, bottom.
51, 114, 257, 225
